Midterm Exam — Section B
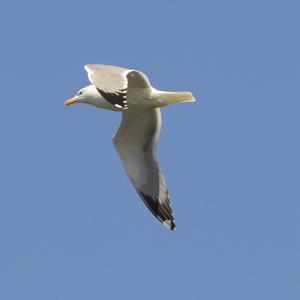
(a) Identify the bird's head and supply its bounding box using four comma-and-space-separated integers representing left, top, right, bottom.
64, 85, 102, 107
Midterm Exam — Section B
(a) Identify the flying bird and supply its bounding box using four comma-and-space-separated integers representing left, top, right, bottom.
65, 64, 195, 230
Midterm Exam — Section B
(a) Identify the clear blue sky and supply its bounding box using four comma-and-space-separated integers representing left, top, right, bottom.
0, 0, 299, 299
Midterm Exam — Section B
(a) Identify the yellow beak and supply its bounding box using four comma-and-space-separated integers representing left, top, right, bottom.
64, 98, 77, 106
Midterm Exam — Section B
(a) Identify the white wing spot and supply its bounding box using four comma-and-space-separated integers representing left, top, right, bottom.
163, 220, 172, 230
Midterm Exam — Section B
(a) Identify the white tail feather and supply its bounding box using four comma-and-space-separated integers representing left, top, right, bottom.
153, 90, 195, 106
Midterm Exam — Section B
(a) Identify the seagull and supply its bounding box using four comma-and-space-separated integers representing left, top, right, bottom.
65, 64, 195, 230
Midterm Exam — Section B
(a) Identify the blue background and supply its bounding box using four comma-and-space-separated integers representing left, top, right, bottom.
0, 0, 299, 299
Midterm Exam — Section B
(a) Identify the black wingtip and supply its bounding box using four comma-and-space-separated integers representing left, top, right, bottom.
96, 88, 128, 109
163, 219, 176, 231
171, 221, 176, 230
135, 188, 176, 231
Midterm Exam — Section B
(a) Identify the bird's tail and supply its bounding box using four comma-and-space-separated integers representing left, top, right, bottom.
154, 90, 196, 106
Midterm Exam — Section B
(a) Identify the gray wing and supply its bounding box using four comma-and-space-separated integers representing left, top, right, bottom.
84, 64, 150, 109
113, 108, 175, 230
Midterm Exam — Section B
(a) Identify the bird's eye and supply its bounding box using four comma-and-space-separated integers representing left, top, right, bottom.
77, 91, 83, 96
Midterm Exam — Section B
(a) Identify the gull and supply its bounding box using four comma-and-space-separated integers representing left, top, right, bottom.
65, 64, 195, 230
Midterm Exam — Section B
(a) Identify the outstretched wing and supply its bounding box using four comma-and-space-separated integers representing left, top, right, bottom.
84, 64, 150, 110
113, 108, 175, 230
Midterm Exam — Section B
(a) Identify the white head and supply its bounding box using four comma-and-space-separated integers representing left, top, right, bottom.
64, 85, 119, 111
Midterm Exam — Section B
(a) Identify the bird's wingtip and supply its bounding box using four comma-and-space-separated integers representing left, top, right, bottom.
84, 64, 92, 72
163, 220, 176, 231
